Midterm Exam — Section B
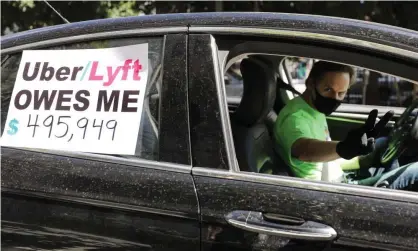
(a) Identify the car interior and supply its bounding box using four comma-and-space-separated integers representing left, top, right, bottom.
220, 45, 418, 185
228, 55, 293, 176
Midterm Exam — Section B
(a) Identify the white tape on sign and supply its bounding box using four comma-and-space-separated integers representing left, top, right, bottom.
1, 43, 149, 155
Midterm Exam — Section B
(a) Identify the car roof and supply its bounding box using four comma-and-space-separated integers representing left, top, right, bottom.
2, 12, 418, 52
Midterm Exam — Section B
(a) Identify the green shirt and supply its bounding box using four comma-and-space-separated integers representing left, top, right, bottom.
273, 96, 330, 180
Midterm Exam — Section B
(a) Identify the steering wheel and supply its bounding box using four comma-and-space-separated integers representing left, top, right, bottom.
380, 99, 418, 165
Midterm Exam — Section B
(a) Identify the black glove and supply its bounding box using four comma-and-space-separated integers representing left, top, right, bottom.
336, 109, 394, 160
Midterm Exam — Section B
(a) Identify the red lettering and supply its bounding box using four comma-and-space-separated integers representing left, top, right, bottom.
133, 60, 142, 81
89, 61, 103, 81
121, 59, 132, 80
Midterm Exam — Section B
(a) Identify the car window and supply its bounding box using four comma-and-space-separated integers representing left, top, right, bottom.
224, 60, 244, 99
1, 37, 163, 161
283, 57, 418, 108
221, 49, 418, 193
224, 56, 418, 109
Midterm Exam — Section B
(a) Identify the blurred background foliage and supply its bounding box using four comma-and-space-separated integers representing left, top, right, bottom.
2, 1, 418, 35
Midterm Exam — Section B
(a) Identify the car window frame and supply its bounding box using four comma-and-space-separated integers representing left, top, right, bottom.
188, 34, 237, 171
189, 26, 418, 204
1, 27, 192, 173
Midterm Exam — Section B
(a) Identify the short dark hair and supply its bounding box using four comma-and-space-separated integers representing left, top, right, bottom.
307, 61, 356, 86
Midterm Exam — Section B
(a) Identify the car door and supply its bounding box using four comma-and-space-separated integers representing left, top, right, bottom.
188, 29, 418, 251
1, 25, 200, 250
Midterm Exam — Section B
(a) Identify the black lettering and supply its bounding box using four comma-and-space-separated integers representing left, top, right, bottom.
71, 66, 83, 80
40, 62, 54, 81
56, 67, 70, 81
14, 90, 32, 110
97, 90, 119, 112
74, 90, 90, 111
22, 62, 40, 81
56, 90, 73, 111
34, 90, 57, 110
27, 114, 40, 137
122, 90, 139, 112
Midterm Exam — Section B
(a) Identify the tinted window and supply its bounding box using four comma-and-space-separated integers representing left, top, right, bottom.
224, 60, 243, 99
283, 57, 418, 107
1, 37, 163, 161
224, 56, 418, 109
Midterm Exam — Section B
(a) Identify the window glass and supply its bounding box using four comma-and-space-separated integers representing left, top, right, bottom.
224, 59, 243, 99
224, 56, 418, 109
1, 37, 163, 161
283, 57, 418, 107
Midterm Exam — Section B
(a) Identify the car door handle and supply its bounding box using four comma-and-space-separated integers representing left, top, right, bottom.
225, 210, 337, 241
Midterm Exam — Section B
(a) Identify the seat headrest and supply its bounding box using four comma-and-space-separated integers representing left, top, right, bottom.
233, 56, 277, 126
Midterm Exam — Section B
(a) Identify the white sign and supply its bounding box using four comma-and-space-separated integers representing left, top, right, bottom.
1, 43, 149, 155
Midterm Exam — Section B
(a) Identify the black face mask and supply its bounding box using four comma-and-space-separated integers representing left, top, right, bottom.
312, 87, 342, 116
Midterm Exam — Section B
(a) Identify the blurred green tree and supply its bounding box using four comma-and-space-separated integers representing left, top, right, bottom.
1, 1, 156, 35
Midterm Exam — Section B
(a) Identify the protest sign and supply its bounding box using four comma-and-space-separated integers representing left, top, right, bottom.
1, 43, 148, 155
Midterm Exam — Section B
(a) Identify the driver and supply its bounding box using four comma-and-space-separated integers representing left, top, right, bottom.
274, 61, 418, 190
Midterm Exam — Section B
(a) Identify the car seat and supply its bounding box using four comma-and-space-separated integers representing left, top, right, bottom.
230, 56, 288, 175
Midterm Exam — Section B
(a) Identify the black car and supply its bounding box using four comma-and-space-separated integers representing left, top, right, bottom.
2, 12, 418, 251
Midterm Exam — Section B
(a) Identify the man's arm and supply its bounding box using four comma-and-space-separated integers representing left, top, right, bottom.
288, 109, 394, 166
291, 138, 340, 162
292, 138, 361, 170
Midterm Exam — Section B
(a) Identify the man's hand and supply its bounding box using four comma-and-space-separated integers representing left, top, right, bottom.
336, 109, 394, 160
358, 138, 388, 169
